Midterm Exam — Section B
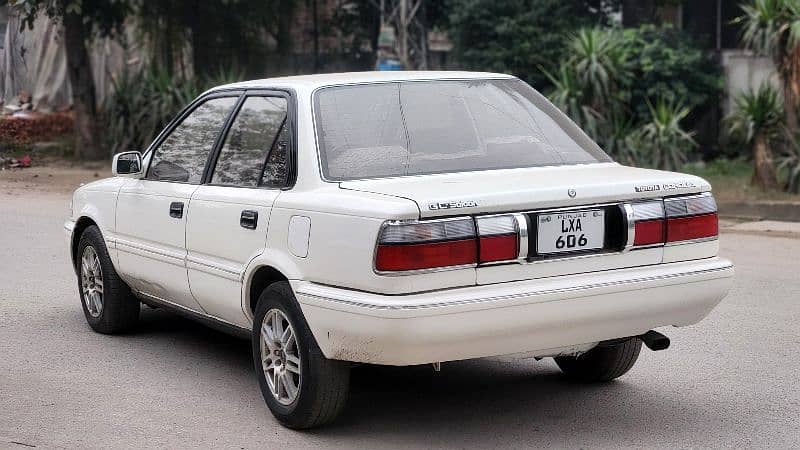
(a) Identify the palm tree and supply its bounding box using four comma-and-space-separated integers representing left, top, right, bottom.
545, 28, 629, 154
738, 0, 800, 136
630, 98, 697, 172
725, 83, 784, 190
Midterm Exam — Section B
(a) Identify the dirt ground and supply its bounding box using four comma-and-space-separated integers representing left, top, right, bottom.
0, 163, 111, 196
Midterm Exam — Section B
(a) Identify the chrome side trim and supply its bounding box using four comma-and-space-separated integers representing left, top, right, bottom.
297, 262, 734, 311
374, 263, 477, 277
116, 238, 185, 267
186, 255, 241, 281
664, 236, 719, 247
623, 203, 635, 252
514, 213, 529, 260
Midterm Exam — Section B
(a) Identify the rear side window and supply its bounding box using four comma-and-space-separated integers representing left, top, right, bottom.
314, 79, 611, 181
211, 96, 288, 187
148, 96, 239, 183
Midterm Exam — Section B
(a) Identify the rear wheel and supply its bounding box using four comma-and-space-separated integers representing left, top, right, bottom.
555, 338, 642, 382
252, 281, 350, 429
76, 225, 140, 333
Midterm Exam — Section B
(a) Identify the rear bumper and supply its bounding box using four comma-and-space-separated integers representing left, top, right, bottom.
293, 257, 734, 365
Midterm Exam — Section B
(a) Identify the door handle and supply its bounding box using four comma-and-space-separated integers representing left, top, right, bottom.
169, 202, 184, 219
240, 210, 258, 229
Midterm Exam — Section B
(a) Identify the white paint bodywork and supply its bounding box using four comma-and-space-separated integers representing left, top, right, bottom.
65, 71, 734, 366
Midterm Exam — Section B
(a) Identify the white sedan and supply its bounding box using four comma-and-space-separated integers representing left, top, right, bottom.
65, 71, 734, 428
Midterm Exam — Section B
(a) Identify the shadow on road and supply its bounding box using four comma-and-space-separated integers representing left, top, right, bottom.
128, 307, 726, 446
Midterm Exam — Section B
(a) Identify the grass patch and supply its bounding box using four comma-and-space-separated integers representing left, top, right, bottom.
682, 158, 800, 202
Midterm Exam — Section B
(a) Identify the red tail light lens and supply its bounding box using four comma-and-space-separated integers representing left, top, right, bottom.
666, 213, 718, 242
375, 218, 477, 272
476, 215, 520, 263
634, 220, 665, 246
375, 239, 477, 271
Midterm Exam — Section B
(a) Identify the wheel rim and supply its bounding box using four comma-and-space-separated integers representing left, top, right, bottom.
80, 246, 104, 318
260, 308, 301, 405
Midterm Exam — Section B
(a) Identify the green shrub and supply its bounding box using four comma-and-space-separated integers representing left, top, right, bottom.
545, 25, 722, 168
621, 25, 724, 124
102, 68, 243, 156
629, 98, 697, 171
446, 0, 616, 89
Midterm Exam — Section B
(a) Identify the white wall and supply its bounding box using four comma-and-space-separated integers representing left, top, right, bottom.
720, 49, 779, 115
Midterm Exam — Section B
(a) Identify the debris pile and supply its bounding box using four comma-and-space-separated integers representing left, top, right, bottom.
0, 155, 32, 170
1, 91, 73, 145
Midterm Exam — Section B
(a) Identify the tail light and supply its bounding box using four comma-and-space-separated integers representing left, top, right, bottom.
375, 215, 525, 272
664, 193, 719, 242
476, 215, 521, 263
375, 217, 477, 272
630, 192, 718, 248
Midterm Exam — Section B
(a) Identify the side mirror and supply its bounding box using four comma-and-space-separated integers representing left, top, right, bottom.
112, 151, 144, 178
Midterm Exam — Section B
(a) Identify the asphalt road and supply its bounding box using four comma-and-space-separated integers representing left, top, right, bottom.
1, 191, 799, 449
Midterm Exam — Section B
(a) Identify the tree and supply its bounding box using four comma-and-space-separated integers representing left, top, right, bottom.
446, 0, 619, 89
738, 0, 800, 138
725, 83, 783, 190
12, 0, 131, 160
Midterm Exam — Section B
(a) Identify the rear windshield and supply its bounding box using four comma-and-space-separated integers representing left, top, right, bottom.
313, 78, 612, 181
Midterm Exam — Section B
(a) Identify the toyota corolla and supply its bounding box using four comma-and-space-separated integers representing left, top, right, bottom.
65, 71, 734, 428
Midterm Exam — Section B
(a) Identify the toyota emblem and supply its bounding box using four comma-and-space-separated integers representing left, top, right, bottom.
568, 189, 577, 198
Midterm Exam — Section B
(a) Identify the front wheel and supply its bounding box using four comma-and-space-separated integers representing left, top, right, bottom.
554, 338, 642, 382
252, 281, 350, 429
76, 225, 140, 334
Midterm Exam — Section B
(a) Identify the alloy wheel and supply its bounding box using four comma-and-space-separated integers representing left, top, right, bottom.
260, 308, 302, 405
80, 246, 104, 318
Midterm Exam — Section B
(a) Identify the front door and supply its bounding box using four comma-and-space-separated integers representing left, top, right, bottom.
116, 95, 241, 312
186, 94, 291, 326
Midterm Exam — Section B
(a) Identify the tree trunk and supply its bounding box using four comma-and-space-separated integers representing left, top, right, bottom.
63, 12, 102, 160
784, 82, 798, 138
752, 133, 780, 190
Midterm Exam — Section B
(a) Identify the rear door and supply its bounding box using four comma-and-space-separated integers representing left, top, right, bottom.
186, 92, 292, 326
116, 94, 241, 312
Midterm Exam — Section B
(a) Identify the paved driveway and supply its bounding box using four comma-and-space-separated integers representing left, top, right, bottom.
1, 190, 798, 449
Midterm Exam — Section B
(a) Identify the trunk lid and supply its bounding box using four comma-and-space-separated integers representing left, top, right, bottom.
339, 163, 710, 217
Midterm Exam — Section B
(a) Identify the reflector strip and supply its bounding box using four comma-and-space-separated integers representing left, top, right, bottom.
375, 239, 478, 272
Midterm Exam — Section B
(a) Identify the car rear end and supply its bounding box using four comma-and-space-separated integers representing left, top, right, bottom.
291, 74, 733, 366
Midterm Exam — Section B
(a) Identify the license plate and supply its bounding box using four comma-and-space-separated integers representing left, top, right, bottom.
536, 209, 605, 255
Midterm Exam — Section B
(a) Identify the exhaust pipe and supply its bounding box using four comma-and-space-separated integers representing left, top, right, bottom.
638, 330, 670, 351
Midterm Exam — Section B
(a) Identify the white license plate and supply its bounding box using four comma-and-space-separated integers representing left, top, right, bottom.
536, 209, 605, 254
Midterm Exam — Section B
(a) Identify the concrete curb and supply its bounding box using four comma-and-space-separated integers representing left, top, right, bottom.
718, 201, 800, 222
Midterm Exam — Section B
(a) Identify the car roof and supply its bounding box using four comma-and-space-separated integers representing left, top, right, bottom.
208, 71, 517, 94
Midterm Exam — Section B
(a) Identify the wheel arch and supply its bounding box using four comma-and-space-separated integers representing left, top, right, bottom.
245, 265, 290, 317
71, 216, 100, 272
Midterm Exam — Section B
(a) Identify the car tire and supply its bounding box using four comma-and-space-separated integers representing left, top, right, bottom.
76, 225, 140, 334
252, 281, 350, 429
554, 338, 642, 382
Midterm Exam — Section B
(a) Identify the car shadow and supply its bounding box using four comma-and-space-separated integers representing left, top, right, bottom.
130, 308, 729, 447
